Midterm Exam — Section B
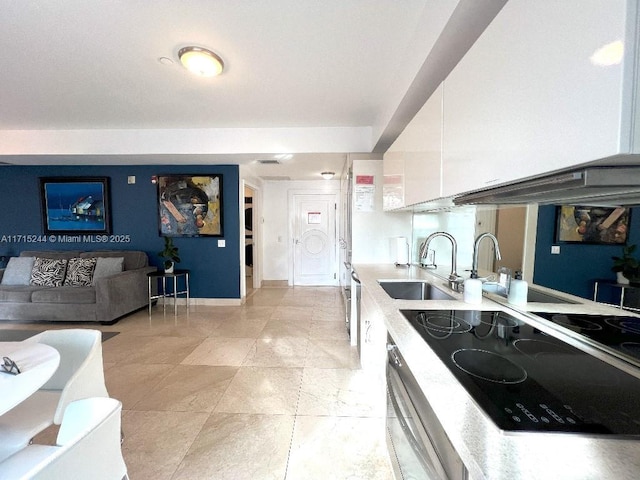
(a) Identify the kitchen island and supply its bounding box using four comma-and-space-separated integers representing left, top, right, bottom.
355, 263, 640, 480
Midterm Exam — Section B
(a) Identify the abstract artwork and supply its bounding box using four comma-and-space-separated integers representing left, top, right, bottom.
157, 175, 223, 237
555, 205, 630, 244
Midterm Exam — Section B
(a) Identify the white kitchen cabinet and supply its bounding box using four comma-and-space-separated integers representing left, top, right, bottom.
442, 0, 634, 197
384, 84, 444, 210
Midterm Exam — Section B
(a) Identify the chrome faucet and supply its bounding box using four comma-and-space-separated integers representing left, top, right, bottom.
472, 232, 502, 275
421, 232, 462, 291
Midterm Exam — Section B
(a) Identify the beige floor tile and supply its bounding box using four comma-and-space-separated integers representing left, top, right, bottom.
310, 304, 344, 321
260, 317, 312, 338
172, 413, 295, 480
297, 367, 386, 417
309, 319, 349, 340
305, 338, 360, 369
133, 365, 238, 412
245, 288, 289, 306
242, 337, 309, 367
211, 316, 269, 338
270, 306, 314, 321
286, 416, 394, 480
105, 363, 174, 410
121, 410, 209, 480
215, 366, 303, 414
102, 334, 203, 365
237, 305, 277, 320
181, 337, 255, 366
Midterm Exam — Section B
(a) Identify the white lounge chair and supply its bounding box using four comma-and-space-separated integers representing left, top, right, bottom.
0, 329, 109, 462
0, 397, 128, 480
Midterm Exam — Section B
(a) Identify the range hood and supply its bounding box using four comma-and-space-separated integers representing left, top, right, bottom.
453, 166, 640, 206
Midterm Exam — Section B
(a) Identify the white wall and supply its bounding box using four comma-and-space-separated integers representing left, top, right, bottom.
351, 159, 412, 264
262, 179, 341, 281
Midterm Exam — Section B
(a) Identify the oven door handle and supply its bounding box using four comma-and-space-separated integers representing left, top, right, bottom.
387, 366, 445, 480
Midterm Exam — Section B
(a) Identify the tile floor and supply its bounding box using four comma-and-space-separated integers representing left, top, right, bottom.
24, 286, 394, 480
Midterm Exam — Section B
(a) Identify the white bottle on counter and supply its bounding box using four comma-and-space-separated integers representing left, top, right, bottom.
508, 270, 528, 306
463, 271, 483, 304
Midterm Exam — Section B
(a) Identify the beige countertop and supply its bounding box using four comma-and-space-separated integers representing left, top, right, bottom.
354, 263, 640, 480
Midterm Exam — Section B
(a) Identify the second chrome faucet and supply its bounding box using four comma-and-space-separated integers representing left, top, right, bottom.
420, 231, 503, 293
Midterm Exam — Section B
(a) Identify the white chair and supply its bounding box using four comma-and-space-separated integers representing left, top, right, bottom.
0, 397, 128, 480
0, 329, 109, 462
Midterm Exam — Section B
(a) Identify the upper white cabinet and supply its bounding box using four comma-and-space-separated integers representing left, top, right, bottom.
442, 0, 635, 197
383, 84, 443, 210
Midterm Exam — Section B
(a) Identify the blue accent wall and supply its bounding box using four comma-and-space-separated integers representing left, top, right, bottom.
0, 165, 240, 298
533, 205, 640, 302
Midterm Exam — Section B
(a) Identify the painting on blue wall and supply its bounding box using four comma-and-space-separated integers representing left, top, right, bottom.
39, 177, 111, 235
157, 174, 223, 237
555, 205, 630, 244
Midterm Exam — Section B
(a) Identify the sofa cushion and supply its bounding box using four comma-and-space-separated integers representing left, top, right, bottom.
92, 257, 124, 285
1, 257, 35, 285
31, 286, 96, 304
63, 257, 97, 286
0, 286, 43, 303
80, 251, 147, 270
30, 258, 68, 287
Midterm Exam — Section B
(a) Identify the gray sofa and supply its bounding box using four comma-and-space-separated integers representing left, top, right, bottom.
0, 250, 156, 324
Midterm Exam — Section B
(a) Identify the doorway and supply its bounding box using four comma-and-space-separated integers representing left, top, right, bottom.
291, 193, 339, 286
242, 183, 259, 298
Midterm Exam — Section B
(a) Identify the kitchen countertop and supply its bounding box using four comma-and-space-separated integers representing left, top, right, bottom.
355, 263, 640, 480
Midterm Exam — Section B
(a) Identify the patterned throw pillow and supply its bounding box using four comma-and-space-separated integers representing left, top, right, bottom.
63, 257, 97, 286
30, 258, 68, 287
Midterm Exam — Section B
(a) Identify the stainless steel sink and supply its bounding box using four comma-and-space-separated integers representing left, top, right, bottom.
378, 280, 455, 300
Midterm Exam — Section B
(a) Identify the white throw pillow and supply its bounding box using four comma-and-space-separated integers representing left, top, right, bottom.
92, 257, 124, 285
1, 257, 35, 285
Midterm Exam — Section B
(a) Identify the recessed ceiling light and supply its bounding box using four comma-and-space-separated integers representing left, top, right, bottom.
178, 46, 224, 77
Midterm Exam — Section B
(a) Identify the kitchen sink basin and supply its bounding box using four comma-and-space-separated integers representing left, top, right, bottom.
378, 280, 455, 301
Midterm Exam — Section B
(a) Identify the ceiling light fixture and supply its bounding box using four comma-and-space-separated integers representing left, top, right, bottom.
178, 46, 224, 77
321, 171, 335, 180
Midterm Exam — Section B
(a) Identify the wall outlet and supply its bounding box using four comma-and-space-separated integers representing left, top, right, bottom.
127, 176, 136, 184
218, 239, 226, 247
551, 245, 560, 254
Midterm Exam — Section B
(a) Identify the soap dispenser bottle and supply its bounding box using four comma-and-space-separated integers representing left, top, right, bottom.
507, 270, 528, 306
463, 270, 483, 304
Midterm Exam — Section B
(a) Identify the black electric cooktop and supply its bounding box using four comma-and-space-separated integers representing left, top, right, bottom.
532, 312, 640, 363
401, 309, 640, 436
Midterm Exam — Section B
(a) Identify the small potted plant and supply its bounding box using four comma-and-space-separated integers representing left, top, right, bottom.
159, 236, 180, 273
612, 244, 640, 285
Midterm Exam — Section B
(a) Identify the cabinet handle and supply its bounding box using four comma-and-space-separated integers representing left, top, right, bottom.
387, 344, 402, 367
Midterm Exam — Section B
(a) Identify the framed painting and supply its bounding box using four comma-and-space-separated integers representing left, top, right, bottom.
40, 177, 111, 235
157, 174, 223, 237
555, 205, 630, 244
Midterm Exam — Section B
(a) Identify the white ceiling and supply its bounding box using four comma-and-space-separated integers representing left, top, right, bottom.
0, 0, 504, 180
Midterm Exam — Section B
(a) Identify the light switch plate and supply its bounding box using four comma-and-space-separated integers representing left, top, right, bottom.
551, 245, 560, 254
218, 239, 226, 247
127, 176, 136, 184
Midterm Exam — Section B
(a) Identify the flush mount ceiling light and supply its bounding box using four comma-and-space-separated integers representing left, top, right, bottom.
178, 46, 224, 77
321, 171, 335, 180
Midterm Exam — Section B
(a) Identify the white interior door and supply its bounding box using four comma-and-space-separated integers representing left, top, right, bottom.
293, 193, 338, 286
